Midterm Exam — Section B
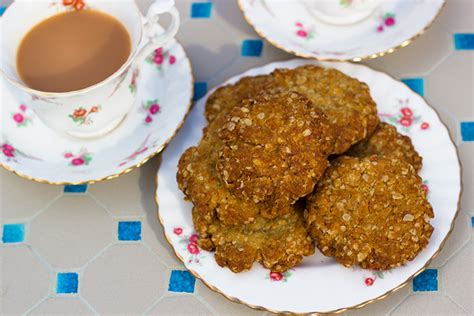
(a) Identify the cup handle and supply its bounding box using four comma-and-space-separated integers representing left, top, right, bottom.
134, 0, 180, 66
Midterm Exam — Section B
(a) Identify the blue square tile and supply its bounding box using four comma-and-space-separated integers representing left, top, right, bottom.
413, 269, 438, 292
461, 122, 474, 142
241, 40, 263, 57
193, 82, 207, 101
57, 272, 78, 294
168, 270, 196, 293
0, 7, 6, 16
402, 78, 424, 96
64, 184, 88, 193
2, 224, 25, 243
118, 221, 141, 241
454, 33, 474, 50
191, 2, 212, 18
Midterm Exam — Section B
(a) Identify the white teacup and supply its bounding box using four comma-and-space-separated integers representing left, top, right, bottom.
305, 0, 382, 25
0, 0, 179, 138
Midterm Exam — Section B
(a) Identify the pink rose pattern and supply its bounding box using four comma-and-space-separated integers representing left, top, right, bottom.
174, 227, 205, 264
295, 22, 315, 40
1, 142, 42, 163
2, 143, 16, 159
379, 99, 430, 133
64, 149, 92, 167
140, 99, 161, 124
266, 270, 293, 282
362, 270, 391, 286
421, 180, 430, 197
377, 12, 396, 32
146, 48, 177, 70
11, 104, 33, 127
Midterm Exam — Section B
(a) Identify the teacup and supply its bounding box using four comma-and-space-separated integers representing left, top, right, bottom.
304, 0, 382, 25
0, 0, 179, 138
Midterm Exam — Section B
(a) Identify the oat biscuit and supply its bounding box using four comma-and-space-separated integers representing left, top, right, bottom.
272, 65, 379, 154
306, 156, 434, 270
177, 111, 262, 227
177, 109, 315, 272
205, 74, 278, 123
200, 202, 315, 273
347, 122, 423, 172
216, 92, 335, 210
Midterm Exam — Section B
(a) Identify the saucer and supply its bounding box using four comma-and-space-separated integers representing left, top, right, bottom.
156, 59, 460, 314
0, 40, 193, 184
238, 0, 445, 61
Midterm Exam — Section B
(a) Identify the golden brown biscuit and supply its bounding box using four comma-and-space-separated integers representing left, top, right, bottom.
347, 122, 423, 172
178, 96, 305, 227
177, 106, 315, 273
216, 92, 335, 211
271, 65, 379, 154
200, 202, 315, 273
205, 66, 379, 155
177, 111, 262, 227
205, 74, 278, 123
306, 156, 434, 270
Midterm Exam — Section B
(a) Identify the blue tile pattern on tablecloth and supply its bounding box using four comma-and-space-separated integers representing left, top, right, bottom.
191, 2, 212, 18
242, 40, 263, 57
0, 7, 6, 16
193, 82, 208, 101
402, 78, 424, 96
2, 224, 25, 243
57, 272, 79, 294
454, 33, 474, 50
64, 184, 88, 193
168, 270, 196, 293
461, 122, 474, 141
118, 221, 141, 241
413, 269, 438, 292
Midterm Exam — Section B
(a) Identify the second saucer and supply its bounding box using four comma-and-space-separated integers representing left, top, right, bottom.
238, 0, 445, 61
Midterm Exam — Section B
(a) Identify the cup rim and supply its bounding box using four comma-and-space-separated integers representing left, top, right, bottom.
0, 0, 144, 97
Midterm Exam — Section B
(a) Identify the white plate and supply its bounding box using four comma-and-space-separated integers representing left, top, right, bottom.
156, 59, 460, 314
0, 40, 193, 184
238, 0, 445, 61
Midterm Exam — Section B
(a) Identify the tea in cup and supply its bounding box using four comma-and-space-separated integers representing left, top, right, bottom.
1, 0, 180, 138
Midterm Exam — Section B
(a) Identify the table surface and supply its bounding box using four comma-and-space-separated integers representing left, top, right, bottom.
1, 0, 473, 315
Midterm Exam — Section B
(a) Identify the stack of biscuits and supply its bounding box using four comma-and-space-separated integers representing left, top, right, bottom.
177, 65, 434, 273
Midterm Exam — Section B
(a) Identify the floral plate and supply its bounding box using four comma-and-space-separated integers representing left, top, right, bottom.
0, 41, 193, 184
156, 59, 461, 314
238, 0, 445, 61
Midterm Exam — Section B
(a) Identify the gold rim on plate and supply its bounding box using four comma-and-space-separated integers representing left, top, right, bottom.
237, 0, 446, 62
0, 42, 195, 186
154, 61, 462, 315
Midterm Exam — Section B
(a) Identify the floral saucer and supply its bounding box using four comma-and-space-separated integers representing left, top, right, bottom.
156, 59, 460, 314
0, 41, 193, 184
238, 0, 445, 61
